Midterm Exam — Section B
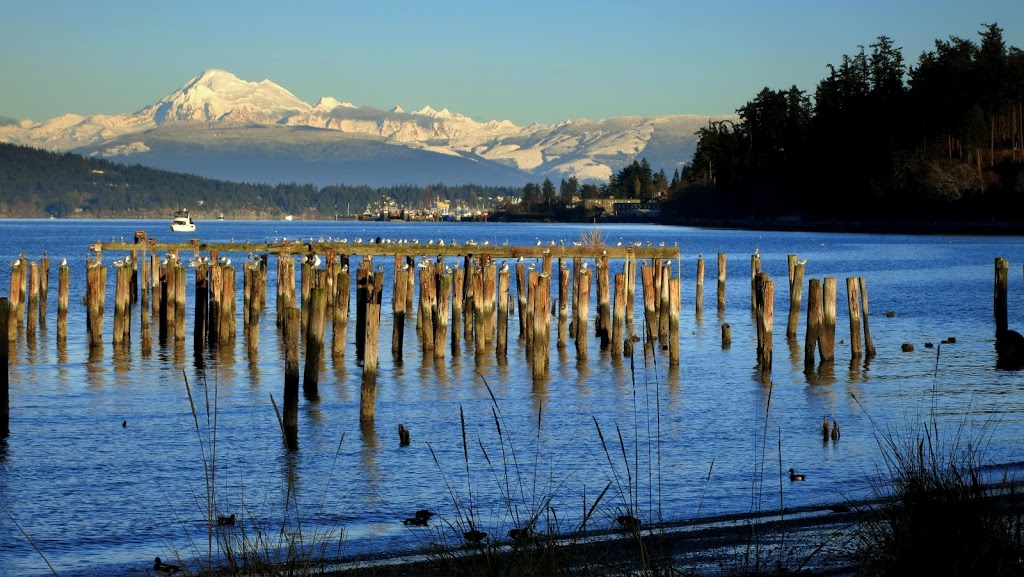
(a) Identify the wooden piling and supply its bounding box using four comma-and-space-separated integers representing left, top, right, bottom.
750, 253, 762, 313
516, 261, 528, 338
113, 264, 130, 344
356, 261, 370, 358
805, 278, 822, 368
575, 268, 591, 360
194, 263, 209, 346
420, 265, 436, 351
360, 302, 381, 422
658, 263, 670, 344
787, 262, 805, 339
995, 257, 1009, 337
859, 277, 876, 357
532, 272, 550, 379
497, 267, 510, 355
598, 256, 611, 348
641, 265, 657, 347
696, 255, 705, 314
57, 265, 69, 341
8, 264, 22, 333
86, 261, 105, 347
247, 268, 261, 357
26, 262, 39, 337
611, 273, 625, 357
846, 278, 863, 358
220, 265, 236, 343
141, 253, 150, 314
283, 307, 299, 451
820, 277, 837, 363
669, 277, 680, 365
207, 261, 221, 345
333, 266, 350, 357
558, 261, 570, 348
721, 323, 731, 348
1, 298, 7, 432
303, 287, 327, 397
434, 273, 452, 358
625, 251, 636, 325
393, 268, 408, 358
474, 270, 486, 354
39, 255, 49, 323
755, 272, 774, 372
717, 253, 727, 313
175, 264, 187, 341
482, 260, 496, 341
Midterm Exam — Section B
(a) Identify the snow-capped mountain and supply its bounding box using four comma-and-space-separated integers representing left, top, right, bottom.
0, 69, 735, 186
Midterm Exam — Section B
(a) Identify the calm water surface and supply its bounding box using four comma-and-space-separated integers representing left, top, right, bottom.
2, 219, 1024, 576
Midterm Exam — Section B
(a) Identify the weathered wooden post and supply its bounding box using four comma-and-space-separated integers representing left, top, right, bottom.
497, 266, 510, 356
434, 273, 452, 358
207, 260, 221, 345
611, 273, 625, 357
557, 260, 570, 348
820, 277, 837, 363
625, 251, 635, 325
532, 272, 550, 379
300, 259, 313, 335
87, 261, 106, 347
473, 269, 486, 354
7, 266, 20, 338
113, 263, 130, 345
598, 256, 612, 348
750, 252, 762, 313
360, 302, 381, 422
220, 265, 236, 343
859, 277, 876, 357
355, 260, 370, 358
451, 264, 464, 353
641, 265, 657, 350
141, 251, 150, 314
787, 261, 805, 339
995, 257, 1009, 337
721, 323, 731, 348
717, 253, 727, 313
696, 255, 705, 314
804, 278, 823, 368
516, 261, 528, 338
247, 268, 261, 358
303, 287, 327, 398
283, 307, 300, 451
194, 263, 209, 347
421, 264, 436, 351
333, 265, 350, 357
393, 268, 408, 358
26, 262, 39, 337
57, 264, 69, 342
483, 260, 496, 341
669, 277, 680, 365
653, 258, 663, 325
846, 278, 863, 358
658, 263, 670, 345
175, 264, 187, 341
39, 255, 49, 323
575, 268, 591, 360
755, 272, 774, 373
1, 298, 7, 433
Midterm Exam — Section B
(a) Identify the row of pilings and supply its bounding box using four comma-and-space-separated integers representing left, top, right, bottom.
4, 236, 884, 443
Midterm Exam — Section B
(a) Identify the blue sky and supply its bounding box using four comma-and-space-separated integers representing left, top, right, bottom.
2, 0, 1022, 126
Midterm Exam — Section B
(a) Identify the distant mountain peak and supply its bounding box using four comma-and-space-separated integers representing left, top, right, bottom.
146, 69, 311, 124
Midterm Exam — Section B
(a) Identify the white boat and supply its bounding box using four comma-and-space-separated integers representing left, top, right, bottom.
170, 209, 196, 232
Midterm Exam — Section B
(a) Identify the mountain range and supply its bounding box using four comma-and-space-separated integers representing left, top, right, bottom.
0, 69, 735, 187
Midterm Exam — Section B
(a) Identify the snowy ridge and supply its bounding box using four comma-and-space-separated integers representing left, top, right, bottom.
0, 69, 735, 182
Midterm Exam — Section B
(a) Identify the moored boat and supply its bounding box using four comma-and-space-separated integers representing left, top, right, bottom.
170, 209, 196, 232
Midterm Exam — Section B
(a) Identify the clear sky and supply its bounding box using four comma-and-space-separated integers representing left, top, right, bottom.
2, 0, 1022, 126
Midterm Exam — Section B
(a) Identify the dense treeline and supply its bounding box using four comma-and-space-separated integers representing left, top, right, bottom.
667, 23, 1024, 225
0, 143, 518, 218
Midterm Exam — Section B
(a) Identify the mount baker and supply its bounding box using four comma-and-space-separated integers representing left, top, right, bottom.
0, 69, 734, 187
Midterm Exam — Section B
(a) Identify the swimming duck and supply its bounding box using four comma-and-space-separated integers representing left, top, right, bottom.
616, 514, 641, 529
402, 516, 429, 526
464, 529, 487, 544
217, 513, 236, 526
153, 557, 180, 576
789, 468, 806, 482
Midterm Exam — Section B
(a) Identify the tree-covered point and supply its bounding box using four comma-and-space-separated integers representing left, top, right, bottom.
0, 142, 519, 218
669, 23, 1024, 225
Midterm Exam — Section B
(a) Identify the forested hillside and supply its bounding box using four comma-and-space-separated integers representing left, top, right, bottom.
0, 143, 516, 218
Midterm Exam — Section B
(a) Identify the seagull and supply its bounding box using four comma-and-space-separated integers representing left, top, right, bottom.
754, 248, 760, 257
153, 557, 180, 576
377, 264, 384, 272
112, 259, 125, 268
312, 254, 322, 267
59, 257, 67, 266
10, 259, 21, 267
798, 258, 807, 266
528, 263, 536, 271
300, 255, 309, 263
581, 262, 589, 270
500, 260, 509, 272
